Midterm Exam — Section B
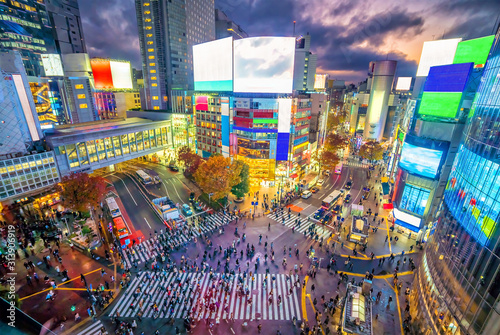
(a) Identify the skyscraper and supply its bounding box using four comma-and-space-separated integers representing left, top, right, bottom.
293, 33, 317, 91
411, 32, 500, 334
215, 9, 248, 40
135, 0, 215, 110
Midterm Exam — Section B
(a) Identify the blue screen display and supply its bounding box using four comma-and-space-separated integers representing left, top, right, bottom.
424, 63, 473, 93
399, 142, 443, 179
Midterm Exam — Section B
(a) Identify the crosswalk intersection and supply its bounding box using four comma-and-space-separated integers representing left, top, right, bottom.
267, 211, 333, 242
108, 271, 302, 322
120, 213, 234, 268
75, 320, 104, 335
344, 160, 370, 168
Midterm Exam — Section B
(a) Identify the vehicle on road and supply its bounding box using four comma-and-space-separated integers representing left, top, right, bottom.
311, 186, 319, 193
113, 216, 130, 239
324, 170, 331, 176
345, 180, 352, 190
345, 194, 352, 204
321, 190, 343, 210
301, 190, 312, 199
193, 201, 203, 212
182, 204, 193, 216
169, 165, 179, 172
322, 213, 332, 224
136, 169, 153, 185
189, 192, 195, 203
335, 162, 342, 174
314, 208, 325, 219
332, 204, 341, 214
105, 197, 121, 218
317, 179, 325, 186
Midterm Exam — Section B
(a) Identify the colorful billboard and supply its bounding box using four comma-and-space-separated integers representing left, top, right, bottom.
424, 63, 473, 93
91, 59, 113, 89
41, 54, 64, 76
399, 142, 444, 179
109, 61, 133, 89
193, 37, 233, 91
314, 74, 327, 89
234, 37, 295, 93
395, 77, 412, 91
419, 92, 462, 118
91, 59, 133, 89
453, 35, 495, 67
416, 38, 462, 77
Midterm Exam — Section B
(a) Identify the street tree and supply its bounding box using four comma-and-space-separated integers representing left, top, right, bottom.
359, 140, 384, 161
194, 155, 242, 201
56, 172, 107, 212
177, 145, 202, 176
231, 160, 250, 199
315, 150, 340, 175
327, 109, 349, 131
325, 133, 349, 153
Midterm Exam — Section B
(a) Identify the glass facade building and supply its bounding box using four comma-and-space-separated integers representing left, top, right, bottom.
413, 33, 500, 335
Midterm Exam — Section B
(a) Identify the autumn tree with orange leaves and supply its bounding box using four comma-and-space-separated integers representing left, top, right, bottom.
177, 145, 203, 176
194, 155, 242, 201
56, 172, 107, 212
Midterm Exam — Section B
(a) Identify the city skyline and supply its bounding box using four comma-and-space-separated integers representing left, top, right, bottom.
80, 0, 500, 83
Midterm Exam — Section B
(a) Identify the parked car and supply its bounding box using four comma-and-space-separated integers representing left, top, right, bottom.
182, 204, 193, 216
189, 192, 195, 203
314, 208, 325, 219
324, 170, 331, 176
345, 180, 352, 190
345, 194, 352, 204
317, 179, 325, 186
322, 213, 333, 224
301, 190, 312, 199
310, 186, 319, 193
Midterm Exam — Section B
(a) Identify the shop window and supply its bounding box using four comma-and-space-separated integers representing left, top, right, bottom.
400, 184, 430, 216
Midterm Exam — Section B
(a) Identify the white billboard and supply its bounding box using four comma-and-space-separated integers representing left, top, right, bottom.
416, 38, 462, 77
234, 37, 295, 93
193, 37, 233, 91
395, 77, 412, 90
110, 61, 133, 89
41, 54, 64, 76
277, 98, 292, 133
314, 74, 327, 89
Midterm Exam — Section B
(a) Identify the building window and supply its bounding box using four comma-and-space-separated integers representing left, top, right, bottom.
145, 26, 152, 30
149, 63, 155, 66
400, 185, 430, 216
146, 34, 153, 37
144, 10, 150, 14
154, 106, 159, 110
152, 83, 157, 87
151, 76, 157, 80
143, 2, 150, 6
77, 94, 85, 99
149, 55, 155, 60
75, 84, 84, 89
145, 18, 151, 22
148, 48, 154, 52
150, 69, 156, 73
152, 96, 158, 100
79, 103, 88, 108
147, 41, 153, 45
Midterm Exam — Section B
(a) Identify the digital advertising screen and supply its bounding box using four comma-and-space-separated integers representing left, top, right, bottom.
424, 63, 473, 93
399, 142, 444, 179
91, 59, 113, 89
110, 61, 133, 89
416, 38, 462, 77
395, 77, 412, 91
41, 54, 64, 76
419, 91, 462, 118
314, 74, 327, 89
234, 37, 295, 93
193, 37, 233, 91
453, 35, 495, 67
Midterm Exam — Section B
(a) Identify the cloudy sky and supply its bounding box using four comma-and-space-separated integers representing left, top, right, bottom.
80, 0, 500, 84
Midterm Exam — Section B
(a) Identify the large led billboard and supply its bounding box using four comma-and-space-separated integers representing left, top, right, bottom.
41, 54, 64, 76
91, 59, 113, 89
110, 61, 133, 89
314, 74, 327, 89
419, 91, 462, 118
395, 77, 412, 91
193, 37, 233, 91
399, 142, 443, 179
416, 38, 462, 77
424, 63, 473, 93
453, 35, 495, 66
234, 37, 295, 93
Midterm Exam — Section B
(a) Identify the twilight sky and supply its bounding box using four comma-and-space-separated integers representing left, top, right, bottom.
80, 0, 500, 84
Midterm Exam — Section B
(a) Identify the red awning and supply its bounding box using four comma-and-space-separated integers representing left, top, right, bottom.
289, 174, 298, 178
383, 203, 394, 210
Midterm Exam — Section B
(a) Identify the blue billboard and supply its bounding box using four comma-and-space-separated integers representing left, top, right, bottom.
424, 63, 473, 93
399, 143, 443, 179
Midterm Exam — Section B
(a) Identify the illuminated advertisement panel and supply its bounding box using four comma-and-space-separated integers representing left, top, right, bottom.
41, 54, 64, 76
393, 208, 421, 231
193, 37, 233, 91
453, 35, 495, 66
195, 96, 208, 111
395, 77, 411, 90
314, 74, 327, 89
419, 92, 462, 118
424, 63, 473, 93
110, 61, 133, 89
399, 135, 448, 179
234, 37, 295, 93
91, 59, 113, 89
416, 38, 462, 77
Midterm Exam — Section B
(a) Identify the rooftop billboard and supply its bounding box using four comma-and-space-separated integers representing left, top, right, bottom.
416, 38, 462, 77
193, 37, 233, 91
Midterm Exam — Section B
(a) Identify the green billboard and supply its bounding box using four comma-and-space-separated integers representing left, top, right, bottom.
453, 35, 495, 66
419, 92, 463, 118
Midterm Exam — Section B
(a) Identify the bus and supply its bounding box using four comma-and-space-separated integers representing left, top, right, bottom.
105, 197, 121, 218
335, 162, 343, 174
321, 190, 343, 210
113, 216, 130, 239
136, 169, 152, 185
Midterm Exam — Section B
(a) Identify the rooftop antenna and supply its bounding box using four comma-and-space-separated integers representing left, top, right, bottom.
293, 21, 296, 36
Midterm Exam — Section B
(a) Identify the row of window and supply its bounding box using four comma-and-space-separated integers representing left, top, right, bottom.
0, 41, 47, 52
0, 14, 41, 29
197, 136, 222, 147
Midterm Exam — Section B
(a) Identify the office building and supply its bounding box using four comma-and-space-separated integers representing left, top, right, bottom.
135, 0, 215, 110
215, 9, 248, 40
411, 32, 500, 335
45, 0, 86, 54
293, 33, 317, 91
0, 50, 60, 202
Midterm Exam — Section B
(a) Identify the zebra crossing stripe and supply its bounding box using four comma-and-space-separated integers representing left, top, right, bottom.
75, 320, 103, 335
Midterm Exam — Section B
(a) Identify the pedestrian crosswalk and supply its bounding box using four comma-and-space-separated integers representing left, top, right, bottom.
267, 211, 333, 242
120, 213, 235, 268
109, 271, 302, 322
75, 320, 104, 335
344, 160, 370, 168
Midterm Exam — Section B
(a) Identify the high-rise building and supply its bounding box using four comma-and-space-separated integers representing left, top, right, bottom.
215, 9, 248, 40
293, 33, 317, 91
45, 0, 87, 54
411, 32, 500, 335
135, 0, 215, 110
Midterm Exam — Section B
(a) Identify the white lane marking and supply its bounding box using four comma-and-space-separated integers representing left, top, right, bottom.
144, 217, 152, 229
110, 174, 137, 206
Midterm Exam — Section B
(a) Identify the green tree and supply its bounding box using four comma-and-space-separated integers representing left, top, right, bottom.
57, 173, 107, 212
177, 145, 202, 176
231, 161, 250, 199
313, 150, 340, 175
325, 133, 349, 153
194, 155, 242, 201
359, 140, 384, 161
